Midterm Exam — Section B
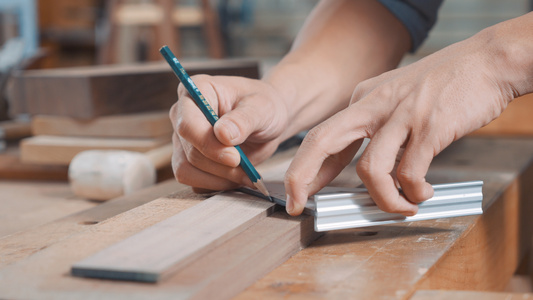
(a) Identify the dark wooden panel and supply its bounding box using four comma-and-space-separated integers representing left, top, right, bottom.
9, 60, 260, 119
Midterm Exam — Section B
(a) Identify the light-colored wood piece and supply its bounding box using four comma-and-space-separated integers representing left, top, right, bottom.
31, 111, 173, 138
72, 191, 276, 282
410, 290, 533, 300
0, 181, 95, 239
0, 179, 186, 269
20, 135, 170, 165
145, 143, 173, 169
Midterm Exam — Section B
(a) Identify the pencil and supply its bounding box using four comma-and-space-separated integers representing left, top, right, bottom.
159, 45, 271, 198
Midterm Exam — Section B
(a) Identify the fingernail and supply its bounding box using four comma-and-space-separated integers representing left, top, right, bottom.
220, 119, 240, 142
285, 194, 294, 214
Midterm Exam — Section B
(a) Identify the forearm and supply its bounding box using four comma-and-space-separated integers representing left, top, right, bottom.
263, 0, 411, 140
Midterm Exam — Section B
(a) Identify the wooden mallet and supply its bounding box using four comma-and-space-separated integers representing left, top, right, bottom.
68, 143, 173, 200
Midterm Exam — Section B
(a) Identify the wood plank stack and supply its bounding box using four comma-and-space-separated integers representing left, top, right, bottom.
21, 112, 173, 166
9, 60, 260, 167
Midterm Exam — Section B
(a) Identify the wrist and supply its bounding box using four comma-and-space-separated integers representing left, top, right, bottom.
262, 63, 302, 141
479, 12, 533, 101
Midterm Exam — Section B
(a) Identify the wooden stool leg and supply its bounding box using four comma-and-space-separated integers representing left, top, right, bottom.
98, 0, 120, 64
150, 0, 179, 60
201, 0, 224, 58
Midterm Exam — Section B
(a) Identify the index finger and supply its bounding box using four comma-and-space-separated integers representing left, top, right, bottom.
285, 108, 371, 215
171, 80, 241, 167
356, 120, 418, 216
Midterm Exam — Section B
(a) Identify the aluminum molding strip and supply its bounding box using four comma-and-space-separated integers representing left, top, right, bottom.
239, 181, 483, 232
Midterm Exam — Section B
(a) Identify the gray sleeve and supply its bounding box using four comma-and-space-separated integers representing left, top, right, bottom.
377, 0, 444, 52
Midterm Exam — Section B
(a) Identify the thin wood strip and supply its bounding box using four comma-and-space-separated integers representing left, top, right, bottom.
20, 135, 171, 165
71, 191, 276, 282
31, 111, 173, 138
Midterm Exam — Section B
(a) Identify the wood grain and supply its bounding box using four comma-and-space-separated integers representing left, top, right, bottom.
0, 199, 318, 300
9, 60, 260, 119
416, 165, 533, 291
237, 137, 533, 299
0, 179, 186, 269
0, 181, 95, 239
31, 111, 173, 138
20, 135, 171, 165
71, 191, 277, 282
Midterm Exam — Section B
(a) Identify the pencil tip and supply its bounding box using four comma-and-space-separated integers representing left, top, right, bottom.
254, 179, 270, 198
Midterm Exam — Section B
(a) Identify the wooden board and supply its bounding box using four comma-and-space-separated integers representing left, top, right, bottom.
472, 93, 533, 136
31, 111, 173, 138
72, 191, 277, 282
0, 181, 95, 238
20, 135, 171, 165
9, 60, 260, 119
236, 137, 533, 299
0, 179, 186, 269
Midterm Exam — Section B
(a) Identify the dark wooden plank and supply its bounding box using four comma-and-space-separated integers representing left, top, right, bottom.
71, 191, 277, 282
0, 145, 68, 180
9, 60, 260, 119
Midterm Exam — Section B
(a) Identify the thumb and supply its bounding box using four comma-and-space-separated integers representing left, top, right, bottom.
213, 98, 273, 146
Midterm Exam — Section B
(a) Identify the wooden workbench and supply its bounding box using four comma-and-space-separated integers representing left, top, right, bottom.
0, 136, 532, 299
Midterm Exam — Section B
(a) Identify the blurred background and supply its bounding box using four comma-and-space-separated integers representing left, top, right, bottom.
1, 0, 531, 70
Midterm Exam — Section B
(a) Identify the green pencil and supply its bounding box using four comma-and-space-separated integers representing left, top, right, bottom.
159, 45, 270, 198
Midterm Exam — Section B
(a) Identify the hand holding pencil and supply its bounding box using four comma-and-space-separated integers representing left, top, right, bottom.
163, 46, 289, 196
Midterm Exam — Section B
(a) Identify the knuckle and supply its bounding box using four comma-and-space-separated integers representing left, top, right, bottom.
396, 168, 419, 184
173, 159, 191, 185
351, 80, 372, 103
187, 148, 204, 167
195, 138, 213, 158
176, 118, 193, 140
169, 102, 179, 121
284, 170, 299, 187
356, 158, 372, 181
304, 125, 329, 148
